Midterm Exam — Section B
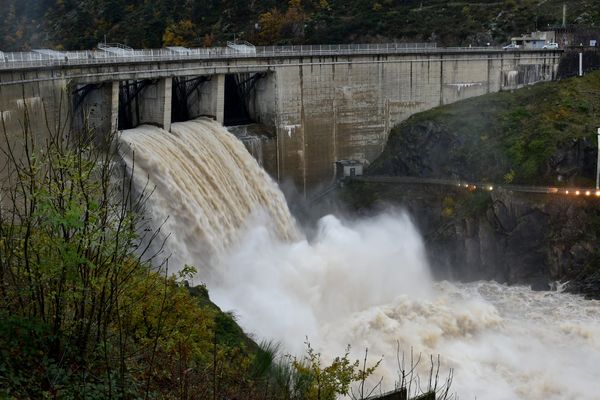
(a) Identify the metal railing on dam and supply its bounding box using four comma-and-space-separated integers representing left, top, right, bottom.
0, 42, 559, 71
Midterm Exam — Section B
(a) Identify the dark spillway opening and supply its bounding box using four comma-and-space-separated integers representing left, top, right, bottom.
171, 77, 190, 123
71, 83, 98, 131
118, 80, 151, 130
224, 74, 253, 126
171, 76, 210, 123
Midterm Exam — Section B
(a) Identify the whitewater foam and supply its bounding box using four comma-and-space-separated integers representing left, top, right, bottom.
121, 118, 600, 400
214, 218, 600, 399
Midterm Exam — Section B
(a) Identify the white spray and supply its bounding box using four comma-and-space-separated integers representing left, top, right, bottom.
121, 119, 600, 400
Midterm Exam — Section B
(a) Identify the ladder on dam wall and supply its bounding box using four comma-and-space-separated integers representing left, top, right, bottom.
368, 387, 436, 400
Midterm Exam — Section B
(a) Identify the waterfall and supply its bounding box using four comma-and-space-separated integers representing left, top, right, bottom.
505, 70, 519, 88
226, 124, 270, 167
119, 117, 600, 400
119, 118, 298, 270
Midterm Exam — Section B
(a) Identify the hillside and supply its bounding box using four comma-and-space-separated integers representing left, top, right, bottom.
370, 70, 600, 186
1, 0, 599, 50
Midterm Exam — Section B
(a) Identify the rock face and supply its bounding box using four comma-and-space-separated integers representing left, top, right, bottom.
369, 119, 597, 186
343, 182, 600, 298
432, 190, 599, 291
369, 120, 510, 182
355, 72, 600, 297
549, 137, 597, 184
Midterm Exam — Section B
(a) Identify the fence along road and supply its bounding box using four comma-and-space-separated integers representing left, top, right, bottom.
352, 176, 600, 199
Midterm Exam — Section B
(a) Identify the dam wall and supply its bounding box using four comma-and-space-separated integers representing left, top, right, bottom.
257, 51, 559, 191
0, 47, 561, 193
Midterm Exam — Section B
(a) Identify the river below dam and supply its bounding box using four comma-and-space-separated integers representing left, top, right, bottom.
120, 119, 600, 400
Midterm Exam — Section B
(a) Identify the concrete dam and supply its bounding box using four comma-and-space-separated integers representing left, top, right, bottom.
0, 44, 561, 193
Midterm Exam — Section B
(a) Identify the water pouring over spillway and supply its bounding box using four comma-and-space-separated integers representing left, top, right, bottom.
119, 118, 298, 269
120, 119, 600, 400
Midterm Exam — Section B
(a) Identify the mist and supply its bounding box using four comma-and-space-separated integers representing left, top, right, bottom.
121, 119, 600, 400
210, 212, 600, 399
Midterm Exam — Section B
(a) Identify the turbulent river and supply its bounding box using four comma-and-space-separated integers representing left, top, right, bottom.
120, 118, 600, 400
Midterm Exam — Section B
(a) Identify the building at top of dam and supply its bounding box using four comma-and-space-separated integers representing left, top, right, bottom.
0, 43, 562, 194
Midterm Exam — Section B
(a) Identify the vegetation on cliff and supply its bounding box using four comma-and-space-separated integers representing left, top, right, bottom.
370, 70, 600, 186
1, 0, 599, 50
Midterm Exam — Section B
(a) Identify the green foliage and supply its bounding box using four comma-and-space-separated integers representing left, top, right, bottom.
455, 191, 492, 218
503, 170, 515, 184
178, 264, 198, 281
0, 107, 253, 399
0, 313, 55, 399
1, 0, 599, 50
256, 0, 307, 45
163, 20, 198, 47
441, 196, 455, 218
291, 341, 380, 400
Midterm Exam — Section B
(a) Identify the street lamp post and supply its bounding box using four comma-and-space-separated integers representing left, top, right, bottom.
597, 127, 600, 190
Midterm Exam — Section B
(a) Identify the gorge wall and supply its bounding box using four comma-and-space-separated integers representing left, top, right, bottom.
343, 181, 600, 298
341, 71, 600, 297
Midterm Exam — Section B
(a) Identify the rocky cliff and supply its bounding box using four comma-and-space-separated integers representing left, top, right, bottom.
342, 182, 600, 298
345, 72, 600, 298
370, 71, 600, 187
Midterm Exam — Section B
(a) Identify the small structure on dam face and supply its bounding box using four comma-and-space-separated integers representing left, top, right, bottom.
335, 159, 364, 179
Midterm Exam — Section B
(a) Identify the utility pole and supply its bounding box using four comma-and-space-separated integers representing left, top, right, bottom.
596, 127, 600, 190
562, 3, 567, 28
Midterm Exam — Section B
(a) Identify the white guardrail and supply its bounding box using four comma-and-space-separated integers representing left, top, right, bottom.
0, 42, 540, 70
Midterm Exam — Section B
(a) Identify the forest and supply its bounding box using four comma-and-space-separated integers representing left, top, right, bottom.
1, 0, 599, 51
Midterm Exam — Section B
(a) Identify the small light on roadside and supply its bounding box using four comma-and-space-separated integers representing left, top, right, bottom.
596, 191, 600, 197
488, 186, 494, 191
576, 190, 581, 195
565, 190, 570, 194
586, 191, 591, 196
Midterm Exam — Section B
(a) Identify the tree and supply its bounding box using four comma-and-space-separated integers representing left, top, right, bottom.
292, 341, 380, 400
256, 0, 306, 45
163, 19, 198, 47
280, 0, 306, 43
258, 8, 284, 44
0, 95, 256, 399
